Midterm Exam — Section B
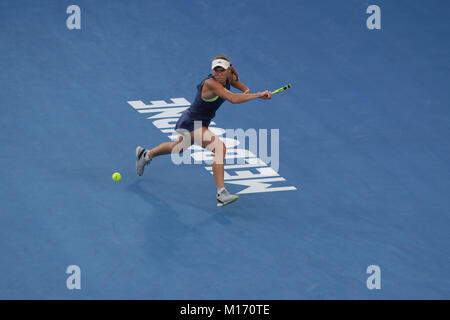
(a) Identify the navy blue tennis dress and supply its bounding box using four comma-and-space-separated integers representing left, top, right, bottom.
175, 74, 231, 133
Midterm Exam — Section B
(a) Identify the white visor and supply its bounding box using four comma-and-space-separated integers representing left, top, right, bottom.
211, 59, 230, 70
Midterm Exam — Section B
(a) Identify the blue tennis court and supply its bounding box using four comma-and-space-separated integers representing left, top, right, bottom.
1, 0, 449, 299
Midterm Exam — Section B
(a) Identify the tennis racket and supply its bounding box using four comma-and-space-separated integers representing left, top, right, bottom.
272, 84, 292, 94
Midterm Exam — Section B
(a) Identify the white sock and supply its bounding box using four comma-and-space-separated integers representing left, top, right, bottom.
218, 187, 226, 194
145, 151, 151, 161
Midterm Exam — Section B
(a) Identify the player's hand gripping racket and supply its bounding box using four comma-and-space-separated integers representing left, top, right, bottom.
272, 84, 291, 94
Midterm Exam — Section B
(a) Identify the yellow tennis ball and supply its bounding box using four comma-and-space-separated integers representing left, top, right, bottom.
112, 172, 121, 181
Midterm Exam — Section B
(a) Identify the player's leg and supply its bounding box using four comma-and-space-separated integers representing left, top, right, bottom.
192, 127, 225, 189
147, 134, 191, 158
136, 133, 193, 176
193, 127, 238, 207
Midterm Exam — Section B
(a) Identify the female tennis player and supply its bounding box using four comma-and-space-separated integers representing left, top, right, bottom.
136, 55, 272, 207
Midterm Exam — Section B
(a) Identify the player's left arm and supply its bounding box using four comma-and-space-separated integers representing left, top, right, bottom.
230, 77, 251, 94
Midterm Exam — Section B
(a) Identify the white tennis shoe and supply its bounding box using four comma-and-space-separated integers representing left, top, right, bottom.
136, 146, 151, 176
217, 188, 239, 207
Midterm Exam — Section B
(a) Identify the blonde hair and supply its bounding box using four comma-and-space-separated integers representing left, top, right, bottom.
213, 55, 239, 82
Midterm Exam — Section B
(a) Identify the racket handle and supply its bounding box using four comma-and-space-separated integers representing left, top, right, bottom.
272, 84, 291, 94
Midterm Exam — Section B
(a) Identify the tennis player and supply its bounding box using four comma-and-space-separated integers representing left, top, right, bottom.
136, 55, 272, 207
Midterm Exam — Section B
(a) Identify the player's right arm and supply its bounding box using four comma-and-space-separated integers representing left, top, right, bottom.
205, 78, 271, 104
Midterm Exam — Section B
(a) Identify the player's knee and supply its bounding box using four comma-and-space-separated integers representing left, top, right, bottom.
172, 137, 188, 154
176, 145, 184, 154
216, 141, 226, 159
